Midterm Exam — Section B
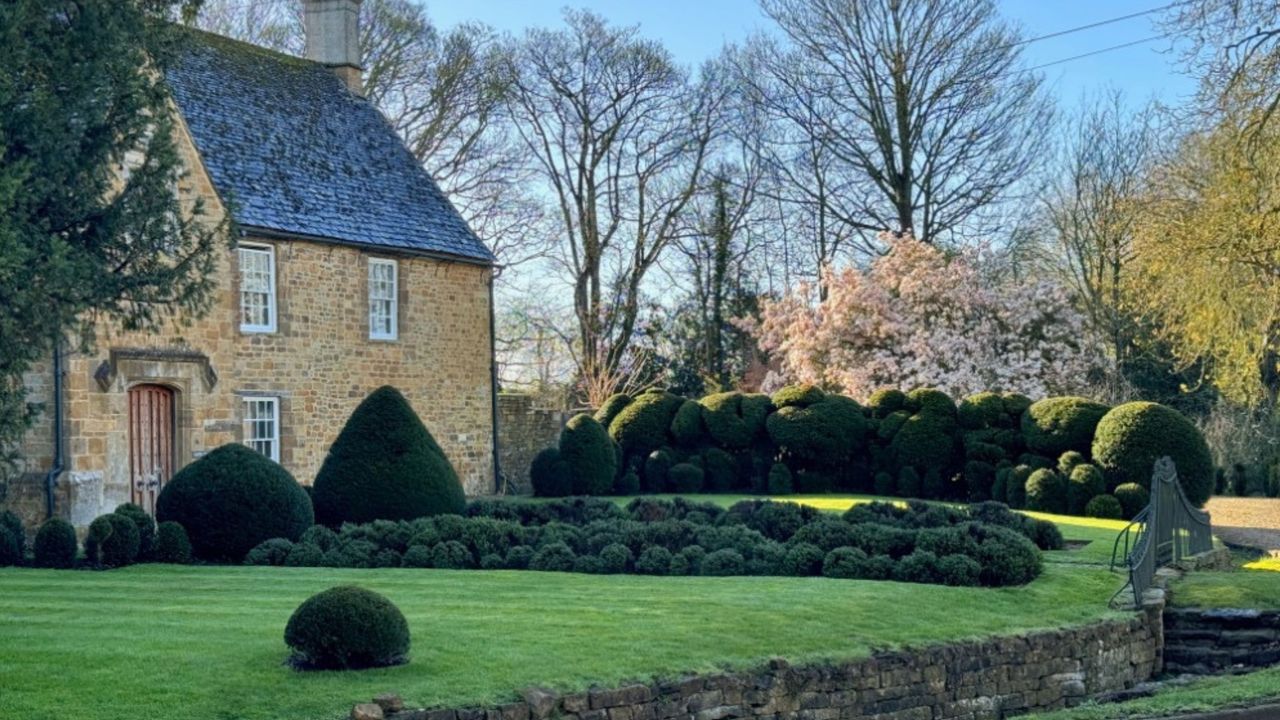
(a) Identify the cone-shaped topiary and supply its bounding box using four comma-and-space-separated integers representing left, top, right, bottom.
34, 518, 77, 568
157, 443, 313, 561
1092, 402, 1214, 507
312, 386, 464, 526
559, 413, 617, 495
284, 585, 410, 670
1021, 397, 1110, 456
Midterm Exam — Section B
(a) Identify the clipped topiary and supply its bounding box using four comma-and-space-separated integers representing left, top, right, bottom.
905, 388, 956, 417
702, 448, 737, 492
594, 393, 633, 429
767, 463, 794, 495
957, 392, 1004, 429
1, 510, 26, 558
157, 443, 313, 561
643, 449, 674, 492
312, 386, 464, 525
669, 400, 706, 446
668, 463, 704, 493
33, 518, 77, 568
699, 392, 771, 448
285, 586, 410, 670
1005, 465, 1031, 509
771, 384, 826, 409
1021, 396, 1110, 456
1085, 494, 1124, 519
84, 513, 140, 568
153, 521, 193, 564
891, 412, 958, 473
1092, 402, 1214, 506
1001, 392, 1033, 417
766, 395, 867, 462
559, 413, 617, 495
530, 447, 571, 497
1067, 464, 1106, 516
0, 524, 21, 567
1058, 450, 1087, 477
865, 388, 907, 418
1025, 468, 1067, 514
245, 538, 294, 566
608, 390, 685, 457
963, 461, 996, 501
1114, 482, 1151, 519
113, 503, 155, 559
897, 466, 922, 498
614, 470, 641, 495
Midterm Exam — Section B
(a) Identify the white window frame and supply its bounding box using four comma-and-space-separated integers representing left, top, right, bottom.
242, 396, 280, 463
368, 257, 398, 341
238, 243, 277, 334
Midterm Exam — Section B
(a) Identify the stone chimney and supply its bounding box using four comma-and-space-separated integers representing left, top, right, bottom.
302, 0, 363, 95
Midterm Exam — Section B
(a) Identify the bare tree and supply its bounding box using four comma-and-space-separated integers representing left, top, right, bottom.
1166, 0, 1280, 132
190, 0, 547, 269
754, 0, 1053, 245
501, 10, 725, 401
1041, 93, 1160, 369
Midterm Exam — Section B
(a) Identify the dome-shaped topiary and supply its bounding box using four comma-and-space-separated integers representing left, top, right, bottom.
1067, 464, 1106, 515
34, 518, 77, 568
702, 448, 738, 492
1001, 392, 1033, 417
643, 448, 674, 492
1021, 397, 1110, 456
905, 388, 956, 417
865, 388, 906, 418
1057, 450, 1087, 477
113, 503, 155, 559
767, 463, 794, 494
157, 443, 313, 561
594, 393, 633, 429
669, 400, 706, 446
1, 510, 26, 559
558, 414, 617, 495
1005, 465, 1032, 509
957, 392, 1004, 429
153, 521, 193, 564
1092, 402, 1214, 506
608, 390, 684, 456
284, 585, 410, 670
530, 447, 571, 497
84, 513, 140, 568
1114, 482, 1151, 519
699, 392, 771, 448
771, 384, 826, 409
668, 463, 705, 493
766, 395, 867, 462
1025, 468, 1067, 514
1085, 494, 1124, 519
312, 386, 464, 526
890, 413, 958, 473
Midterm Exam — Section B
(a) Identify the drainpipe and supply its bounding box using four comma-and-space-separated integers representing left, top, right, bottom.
44, 340, 65, 520
488, 271, 502, 495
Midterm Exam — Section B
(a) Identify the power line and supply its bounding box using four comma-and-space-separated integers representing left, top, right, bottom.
1023, 32, 1175, 72
1013, 1, 1188, 47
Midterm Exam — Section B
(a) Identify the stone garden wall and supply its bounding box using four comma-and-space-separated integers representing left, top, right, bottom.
1164, 608, 1280, 674
497, 394, 566, 494
372, 612, 1162, 720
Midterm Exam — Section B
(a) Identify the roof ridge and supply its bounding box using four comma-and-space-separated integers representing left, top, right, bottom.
177, 24, 320, 69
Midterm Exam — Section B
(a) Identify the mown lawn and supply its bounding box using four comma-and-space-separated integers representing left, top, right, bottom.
0, 497, 1128, 720
1024, 665, 1280, 719
1170, 555, 1280, 609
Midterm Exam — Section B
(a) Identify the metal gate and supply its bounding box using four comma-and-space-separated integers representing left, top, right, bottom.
127, 384, 175, 515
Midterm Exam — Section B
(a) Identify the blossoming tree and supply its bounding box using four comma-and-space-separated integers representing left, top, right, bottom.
750, 234, 1104, 399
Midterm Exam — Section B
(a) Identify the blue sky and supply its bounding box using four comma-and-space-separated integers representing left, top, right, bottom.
429, 0, 1196, 110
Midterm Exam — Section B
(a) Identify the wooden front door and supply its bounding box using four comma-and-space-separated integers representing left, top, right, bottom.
128, 384, 175, 515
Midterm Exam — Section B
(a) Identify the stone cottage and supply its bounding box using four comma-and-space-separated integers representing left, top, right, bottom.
4, 0, 497, 530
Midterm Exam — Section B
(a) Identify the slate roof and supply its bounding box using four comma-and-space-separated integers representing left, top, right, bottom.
164, 30, 494, 264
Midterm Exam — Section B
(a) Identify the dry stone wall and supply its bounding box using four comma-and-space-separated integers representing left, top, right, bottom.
1164, 608, 1280, 674
377, 615, 1160, 720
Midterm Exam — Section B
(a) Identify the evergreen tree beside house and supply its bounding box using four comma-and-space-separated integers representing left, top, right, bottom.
3, 0, 497, 532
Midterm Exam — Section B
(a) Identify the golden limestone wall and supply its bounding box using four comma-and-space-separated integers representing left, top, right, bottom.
6, 100, 495, 531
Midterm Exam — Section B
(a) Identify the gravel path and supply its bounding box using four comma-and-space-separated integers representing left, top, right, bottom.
1204, 497, 1280, 557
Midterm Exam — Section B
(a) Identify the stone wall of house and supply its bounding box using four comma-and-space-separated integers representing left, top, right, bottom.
497, 394, 566, 494
5, 108, 495, 531
371, 612, 1162, 720
1164, 608, 1280, 674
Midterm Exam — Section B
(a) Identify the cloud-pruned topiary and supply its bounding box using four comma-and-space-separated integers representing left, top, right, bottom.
608, 390, 684, 457
312, 386, 464, 526
891, 413, 957, 473
905, 388, 956, 416
1021, 396, 1110, 456
559, 414, 617, 495
957, 392, 1004, 429
700, 392, 771, 448
767, 395, 867, 462
771, 384, 825, 409
284, 586, 410, 670
34, 518, 77, 568
865, 388, 907, 418
1025, 468, 1067, 514
1092, 402, 1214, 507
157, 443, 313, 561
594, 393, 633, 429
670, 400, 706, 446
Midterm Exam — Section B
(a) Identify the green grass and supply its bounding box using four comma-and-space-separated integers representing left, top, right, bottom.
1023, 666, 1280, 719
0, 495, 1134, 720
1170, 558, 1280, 610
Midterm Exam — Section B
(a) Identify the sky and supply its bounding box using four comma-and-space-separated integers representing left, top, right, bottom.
429, 0, 1197, 110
